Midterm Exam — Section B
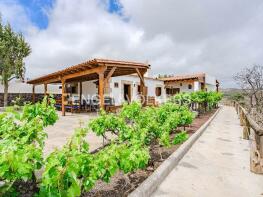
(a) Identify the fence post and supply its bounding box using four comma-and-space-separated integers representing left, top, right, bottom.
250, 132, 263, 174
240, 109, 245, 126
242, 114, 250, 140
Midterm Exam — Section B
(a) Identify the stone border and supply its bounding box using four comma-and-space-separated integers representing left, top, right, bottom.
129, 107, 222, 197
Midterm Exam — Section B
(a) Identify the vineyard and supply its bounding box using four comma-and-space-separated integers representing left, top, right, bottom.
0, 91, 222, 197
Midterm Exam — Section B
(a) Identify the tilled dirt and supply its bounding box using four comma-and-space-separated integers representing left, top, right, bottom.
82, 110, 216, 197
11, 109, 216, 197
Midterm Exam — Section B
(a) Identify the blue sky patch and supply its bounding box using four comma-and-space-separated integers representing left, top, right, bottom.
18, 0, 54, 29
108, 0, 123, 15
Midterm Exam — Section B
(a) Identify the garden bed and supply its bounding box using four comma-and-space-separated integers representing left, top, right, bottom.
82, 109, 217, 197
2, 98, 220, 197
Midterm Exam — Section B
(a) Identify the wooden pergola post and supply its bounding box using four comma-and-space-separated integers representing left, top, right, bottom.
98, 72, 105, 110
32, 85, 35, 103
61, 79, 66, 116
104, 67, 116, 95
135, 68, 147, 106
44, 83, 47, 96
79, 82, 82, 110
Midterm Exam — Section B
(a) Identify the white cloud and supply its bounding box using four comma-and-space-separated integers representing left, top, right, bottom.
0, 0, 38, 34
1, 0, 263, 87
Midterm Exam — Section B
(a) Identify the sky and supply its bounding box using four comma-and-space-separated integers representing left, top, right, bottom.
1, 0, 263, 88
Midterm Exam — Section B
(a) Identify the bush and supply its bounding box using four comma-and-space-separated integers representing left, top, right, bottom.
173, 131, 189, 145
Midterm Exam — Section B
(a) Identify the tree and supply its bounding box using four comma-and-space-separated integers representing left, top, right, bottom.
0, 17, 31, 106
234, 65, 263, 113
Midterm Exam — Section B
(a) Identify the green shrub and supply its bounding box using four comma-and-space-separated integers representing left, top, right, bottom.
173, 131, 189, 145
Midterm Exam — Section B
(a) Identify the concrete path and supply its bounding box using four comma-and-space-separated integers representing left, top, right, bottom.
153, 106, 263, 197
44, 112, 114, 157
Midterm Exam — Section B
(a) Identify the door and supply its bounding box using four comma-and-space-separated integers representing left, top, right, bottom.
124, 84, 131, 103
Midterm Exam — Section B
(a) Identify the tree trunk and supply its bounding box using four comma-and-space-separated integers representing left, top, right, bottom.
3, 81, 8, 107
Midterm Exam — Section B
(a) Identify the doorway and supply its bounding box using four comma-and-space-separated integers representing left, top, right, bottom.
124, 84, 131, 103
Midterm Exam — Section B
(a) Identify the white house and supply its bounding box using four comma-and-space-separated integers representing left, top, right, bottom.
68, 74, 166, 106
0, 79, 60, 94
160, 73, 219, 97
1, 73, 218, 107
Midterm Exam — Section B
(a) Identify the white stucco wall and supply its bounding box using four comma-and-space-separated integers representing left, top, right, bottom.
167, 81, 196, 93
194, 81, 200, 91
109, 75, 166, 105
205, 74, 217, 91
0, 79, 61, 94
72, 75, 166, 106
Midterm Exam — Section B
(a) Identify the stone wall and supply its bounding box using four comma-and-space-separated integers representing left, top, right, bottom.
0, 93, 61, 107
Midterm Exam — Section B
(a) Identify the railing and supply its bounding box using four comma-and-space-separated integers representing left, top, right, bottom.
233, 101, 263, 174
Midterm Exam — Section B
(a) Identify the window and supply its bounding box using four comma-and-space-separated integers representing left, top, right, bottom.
188, 84, 192, 89
114, 82, 119, 88
166, 88, 180, 95
180, 83, 182, 86
155, 87, 162, 96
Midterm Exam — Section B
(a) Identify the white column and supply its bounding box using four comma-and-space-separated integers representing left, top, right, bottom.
194, 81, 200, 92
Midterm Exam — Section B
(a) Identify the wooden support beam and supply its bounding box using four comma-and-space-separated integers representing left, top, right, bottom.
104, 67, 116, 94
79, 82, 82, 110
63, 66, 106, 80
135, 68, 145, 86
44, 83, 47, 96
135, 68, 147, 106
32, 77, 61, 86
98, 72, 105, 110
61, 79, 66, 116
105, 67, 117, 82
104, 63, 148, 69
32, 85, 35, 103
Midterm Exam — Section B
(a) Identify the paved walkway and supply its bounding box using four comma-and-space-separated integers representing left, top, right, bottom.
153, 106, 263, 197
44, 112, 114, 157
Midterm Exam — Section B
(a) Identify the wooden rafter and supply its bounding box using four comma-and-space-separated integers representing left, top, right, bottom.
135, 68, 145, 85
105, 67, 117, 82
63, 66, 106, 80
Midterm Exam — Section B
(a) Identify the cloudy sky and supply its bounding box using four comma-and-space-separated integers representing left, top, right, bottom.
1, 0, 263, 88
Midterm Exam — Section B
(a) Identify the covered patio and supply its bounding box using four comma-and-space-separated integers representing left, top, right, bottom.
27, 58, 150, 116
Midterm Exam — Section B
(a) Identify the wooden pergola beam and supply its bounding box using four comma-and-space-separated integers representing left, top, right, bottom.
44, 83, 47, 96
63, 66, 106, 80
104, 63, 148, 69
61, 79, 66, 116
104, 67, 116, 95
135, 68, 145, 86
105, 67, 117, 82
79, 82, 82, 110
135, 68, 147, 106
98, 72, 105, 109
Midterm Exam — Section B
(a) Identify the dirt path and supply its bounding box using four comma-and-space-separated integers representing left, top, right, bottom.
153, 106, 263, 197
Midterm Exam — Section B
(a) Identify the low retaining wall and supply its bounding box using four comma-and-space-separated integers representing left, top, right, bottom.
129, 107, 221, 197
0, 93, 61, 107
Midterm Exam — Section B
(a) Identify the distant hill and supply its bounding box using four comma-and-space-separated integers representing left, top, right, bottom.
220, 88, 242, 93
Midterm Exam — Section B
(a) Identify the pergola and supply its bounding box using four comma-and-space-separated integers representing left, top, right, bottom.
27, 58, 150, 116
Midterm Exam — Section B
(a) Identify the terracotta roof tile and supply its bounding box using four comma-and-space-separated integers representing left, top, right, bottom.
159, 73, 205, 81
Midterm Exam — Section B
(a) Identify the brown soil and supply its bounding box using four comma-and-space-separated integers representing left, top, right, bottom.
12, 109, 216, 197
82, 109, 217, 197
